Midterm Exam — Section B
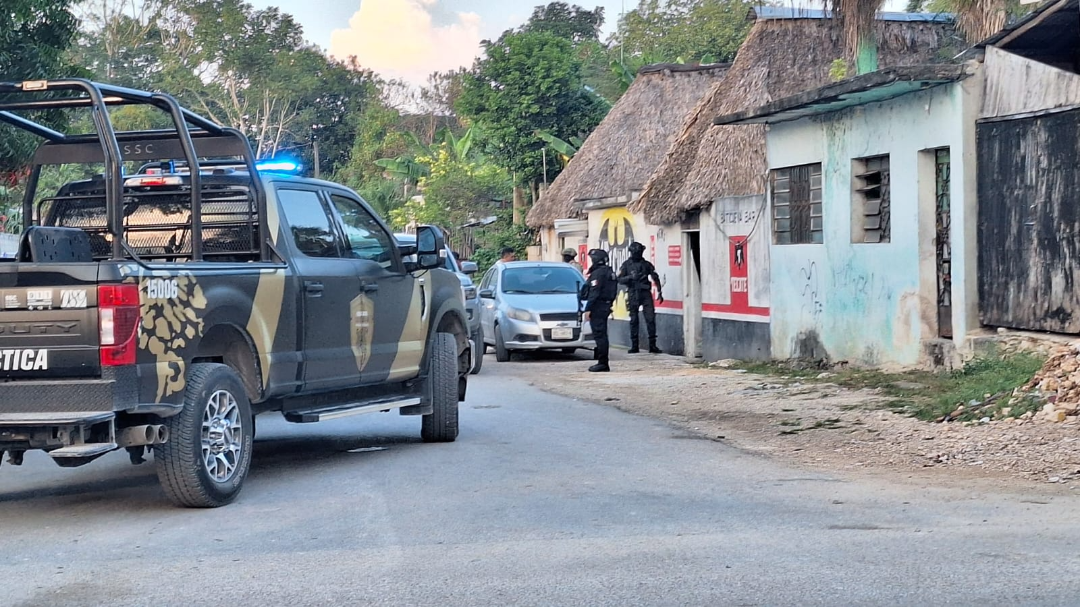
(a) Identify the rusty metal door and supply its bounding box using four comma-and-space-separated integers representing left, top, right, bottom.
935, 149, 952, 338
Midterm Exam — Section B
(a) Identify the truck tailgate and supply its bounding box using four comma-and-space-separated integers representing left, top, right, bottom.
0, 265, 100, 379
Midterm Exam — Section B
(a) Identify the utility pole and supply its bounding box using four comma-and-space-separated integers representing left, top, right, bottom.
311, 124, 321, 179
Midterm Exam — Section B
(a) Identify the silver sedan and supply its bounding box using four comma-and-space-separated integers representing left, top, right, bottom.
478, 261, 594, 362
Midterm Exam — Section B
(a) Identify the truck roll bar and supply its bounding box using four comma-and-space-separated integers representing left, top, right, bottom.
0, 78, 270, 262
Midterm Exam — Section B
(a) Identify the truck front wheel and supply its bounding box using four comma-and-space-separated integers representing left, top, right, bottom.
421, 332, 459, 443
155, 363, 254, 507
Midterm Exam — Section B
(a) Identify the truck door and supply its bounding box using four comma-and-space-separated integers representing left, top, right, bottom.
275, 186, 362, 391
326, 193, 427, 384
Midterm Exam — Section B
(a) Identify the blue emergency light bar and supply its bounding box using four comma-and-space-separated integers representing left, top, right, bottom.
255, 159, 302, 174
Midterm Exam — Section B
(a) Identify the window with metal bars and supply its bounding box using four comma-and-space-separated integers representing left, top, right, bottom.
771, 163, 822, 245
852, 155, 890, 243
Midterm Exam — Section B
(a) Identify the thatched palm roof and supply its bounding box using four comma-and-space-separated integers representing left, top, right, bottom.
631, 14, 954, 224
527, 63, 730, 228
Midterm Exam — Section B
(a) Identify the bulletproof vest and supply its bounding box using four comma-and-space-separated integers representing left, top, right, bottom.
591, 266, 618, 302
600, 268, 619, 301
624, 258, 652, 291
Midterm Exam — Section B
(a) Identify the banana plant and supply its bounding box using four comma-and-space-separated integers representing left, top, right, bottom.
374, 156, 427, 184
536, 131, 585, 167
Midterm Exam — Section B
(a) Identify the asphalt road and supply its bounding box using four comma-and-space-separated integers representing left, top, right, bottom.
3, 361, 1080, 606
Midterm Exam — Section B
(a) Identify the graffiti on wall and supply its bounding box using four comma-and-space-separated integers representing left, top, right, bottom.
598, 207, 636, 321
832, 262, 894, 310
799, 261, 824, 324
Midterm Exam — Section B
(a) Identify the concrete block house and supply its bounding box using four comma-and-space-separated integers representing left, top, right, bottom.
628, 8, 954, 361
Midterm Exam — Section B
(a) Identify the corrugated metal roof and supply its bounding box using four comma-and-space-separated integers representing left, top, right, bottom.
714, 65, 970, 126
748, 6, 954, 22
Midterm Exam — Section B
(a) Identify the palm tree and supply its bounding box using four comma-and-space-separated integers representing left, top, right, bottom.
832, 0, 1021, 75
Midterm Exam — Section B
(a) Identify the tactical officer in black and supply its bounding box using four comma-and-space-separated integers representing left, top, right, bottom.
617, 241, 664, 354
580, 248, 618, 372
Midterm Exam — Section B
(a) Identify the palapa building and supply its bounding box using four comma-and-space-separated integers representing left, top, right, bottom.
528, 62, 729, 353
533, 6, 954, 361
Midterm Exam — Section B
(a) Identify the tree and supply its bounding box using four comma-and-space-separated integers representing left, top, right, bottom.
0, 0, 80, 175
457, 31, 606, 189
71, 0, 380, 175
523, 2, 605, 45
613, 0, 753, 65
389, 143, 511, 231
0, 0, 79, 82
905, 0, 1026, 42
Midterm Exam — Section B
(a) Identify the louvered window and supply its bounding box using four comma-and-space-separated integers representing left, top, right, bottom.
771, 163, 822, 245
853, 155, 890, 243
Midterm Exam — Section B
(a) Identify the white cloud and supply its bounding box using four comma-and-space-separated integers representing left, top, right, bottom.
330, 0, 483, 86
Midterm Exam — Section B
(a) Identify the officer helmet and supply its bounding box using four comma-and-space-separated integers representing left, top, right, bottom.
588, 248, 609, 265
629, 241, 646, 256
562, 248, 577, 257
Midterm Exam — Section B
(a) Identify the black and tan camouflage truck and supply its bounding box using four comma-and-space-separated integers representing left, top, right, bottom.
0, 80, 472, 507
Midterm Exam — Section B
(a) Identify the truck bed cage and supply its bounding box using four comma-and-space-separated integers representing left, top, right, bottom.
0, 79, 270, 262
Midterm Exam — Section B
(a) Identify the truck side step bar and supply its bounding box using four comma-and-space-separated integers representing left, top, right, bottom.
284, 396, 423, 424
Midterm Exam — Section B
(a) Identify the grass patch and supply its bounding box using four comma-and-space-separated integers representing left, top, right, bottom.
729, 352, 1046, 422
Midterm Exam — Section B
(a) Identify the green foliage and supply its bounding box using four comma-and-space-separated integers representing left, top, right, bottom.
457, 31, 606, 187
72, 0, 380, 174
0, 0, 80, 172
388, 143, 511, 232
829, 59, 850, 82
355, 179, 405, 222
613, 0, 754, 66
731, 352, 1047, 423
0, 0, 79, 81
333, 102, 410, 190
469, 208, 535, 274
523, 2, 605, 45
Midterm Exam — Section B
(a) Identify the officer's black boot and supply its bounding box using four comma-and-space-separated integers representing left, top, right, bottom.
589, 361, 610, 372
627, 341, 639, 354
648, 340, 662, 354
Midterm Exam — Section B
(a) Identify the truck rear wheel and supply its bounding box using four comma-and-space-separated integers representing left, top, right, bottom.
421, 332, 459, 443
155, 363, 254, 507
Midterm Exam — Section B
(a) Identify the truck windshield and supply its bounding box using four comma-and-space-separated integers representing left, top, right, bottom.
501, 267, 581, 294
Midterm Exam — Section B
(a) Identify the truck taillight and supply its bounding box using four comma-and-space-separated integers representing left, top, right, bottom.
99, 284, 141, 367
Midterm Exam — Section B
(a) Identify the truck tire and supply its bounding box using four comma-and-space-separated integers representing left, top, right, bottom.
155, 363, 254, 508
421, 332, 459, 443
470, 325, 484, 375
495, 324, 511, 362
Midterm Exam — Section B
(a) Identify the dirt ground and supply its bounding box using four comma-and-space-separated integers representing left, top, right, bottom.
493, 349, 1080, 492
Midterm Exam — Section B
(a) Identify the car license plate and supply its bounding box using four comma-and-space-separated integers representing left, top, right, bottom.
552, 327, 574, 340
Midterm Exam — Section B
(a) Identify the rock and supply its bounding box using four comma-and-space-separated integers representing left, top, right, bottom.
710, 359, 738, 368
1049, 410, 1068, 423
817, 372, 837, 379
1050, 476, 1062, 483
980, 417, 991, 424
968, 399, 981, 407
892, 381, 927, 390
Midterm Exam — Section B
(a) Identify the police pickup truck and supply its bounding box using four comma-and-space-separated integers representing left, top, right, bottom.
0, 80, 471, 507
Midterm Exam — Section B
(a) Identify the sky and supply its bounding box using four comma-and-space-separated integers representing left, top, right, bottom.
247, 0, 630, 85
248, 0, 909, 87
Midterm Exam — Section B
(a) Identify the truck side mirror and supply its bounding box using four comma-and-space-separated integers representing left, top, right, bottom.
460, 261, 478, 275
416, 225, 444, 270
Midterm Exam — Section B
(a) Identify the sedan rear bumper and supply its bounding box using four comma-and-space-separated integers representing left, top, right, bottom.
499, 316, 595, 350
